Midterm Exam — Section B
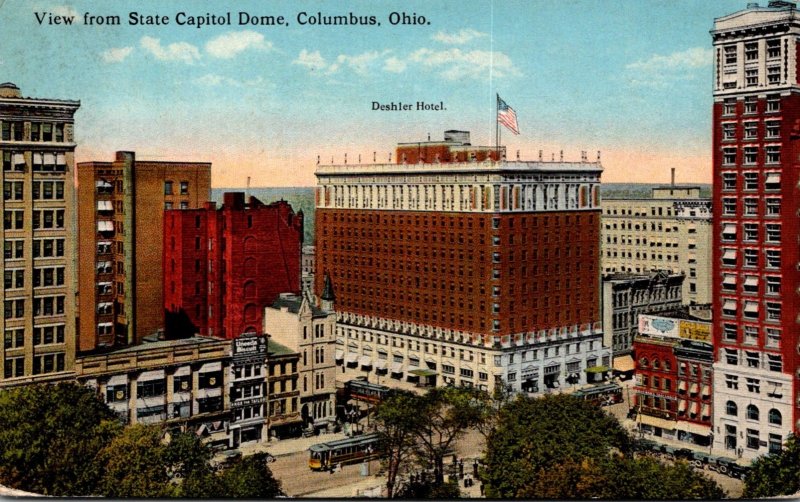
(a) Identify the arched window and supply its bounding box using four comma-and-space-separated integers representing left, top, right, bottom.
726, 401, 738, 416
244, 280, 256, 298
769, 408, 782, 425
244, 304, 258, 321
652, 359, 660, 370
747, 404, 759, 421
639, 357, 649, 368
663, 360, 671, 371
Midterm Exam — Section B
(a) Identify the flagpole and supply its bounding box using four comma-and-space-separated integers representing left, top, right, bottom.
495, 94, 500, 160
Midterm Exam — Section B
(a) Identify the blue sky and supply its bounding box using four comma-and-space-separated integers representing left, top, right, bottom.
1, 0, 749, 186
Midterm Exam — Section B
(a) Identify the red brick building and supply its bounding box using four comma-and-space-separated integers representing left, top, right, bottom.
163, 192, 303, 339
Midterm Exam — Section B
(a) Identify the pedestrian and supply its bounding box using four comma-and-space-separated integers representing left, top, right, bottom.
480, 483, 485, 496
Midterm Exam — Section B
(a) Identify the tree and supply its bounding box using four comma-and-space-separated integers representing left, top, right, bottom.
96, 424, 177, 498
743, 433, 800, 498
218, 453, 284, 498
0, 382, 122, 496
483, 393, 631, 498
411, 386, 489, 486
375, 390, 424, 498
394, 477, 461, 499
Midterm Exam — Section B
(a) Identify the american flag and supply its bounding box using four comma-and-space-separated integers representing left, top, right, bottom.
497, 95, 519, 135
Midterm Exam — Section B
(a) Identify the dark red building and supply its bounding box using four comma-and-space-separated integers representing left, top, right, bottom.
163, 192, 303, 339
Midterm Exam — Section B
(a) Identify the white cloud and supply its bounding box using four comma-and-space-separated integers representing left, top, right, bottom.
331, 51, 386, 76
206, 31, 272, 59
625, 47, 712, 87
431, 29, 486, 45
383, 56, 407, 73
194, 73, 268, 89
140, 36, 200, 64
101, 47, 133, 63
293, 49, 328, 72
409, 48, 520, 80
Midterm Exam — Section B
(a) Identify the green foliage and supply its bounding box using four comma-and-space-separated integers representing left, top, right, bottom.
744, 433, 800, 498
217, 453, 285, 498
375, 391, 424, 498
0, 382, 122, 496
395, 477, 461, 499
483, 393, 631, 498
96, 424, 177, 498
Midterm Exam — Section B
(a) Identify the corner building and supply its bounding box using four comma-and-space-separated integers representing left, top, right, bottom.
0, 83, 79, 387
711, 1, 800, 460
315, 131, 609, 394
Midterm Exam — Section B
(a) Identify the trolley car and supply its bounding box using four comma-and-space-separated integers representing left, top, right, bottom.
345, 379, 392, 405
572, 382, 623, 406
308, 433, 383, 471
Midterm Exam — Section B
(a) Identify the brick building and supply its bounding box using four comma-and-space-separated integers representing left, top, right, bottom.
315, 130, 609, 394
1, 83, 80, 388
76, 151, 210, 351
163, 192, 303, 339
711, 1, 799, 460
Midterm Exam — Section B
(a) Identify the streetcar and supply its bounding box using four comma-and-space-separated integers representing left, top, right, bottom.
572, 382, 623, 406
308, 433, 383, 471
345, 379, 393, 405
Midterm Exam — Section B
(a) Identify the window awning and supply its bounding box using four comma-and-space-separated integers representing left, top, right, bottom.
374, 360, 387, 370
701, 384, 710, 397
409, 368, 437, 377
407, 365, 420, 373
722, 299, 736, 311
97, 322, 113, 328
97, 302, 112, 309
701, 404, 711, 417
13, 153, 24, 165
96, 180, 113, 188
425, 356, 436, 364
391, 362, 404, 374
613, 355, 634, 372
97, 200, 113, 211
689, 383, 699, 394
334, 349, 343, 360
97, 221, 114, 232
687, 238, 697, 246
358, 356, 372, 368
56, 153, 65, 165
585, 365, 609, 374
723, 275, 736, 286
638, 414, 676, 430
722, 249, 736, 260
766, 172, 781, 184
679, 381, 688, 391
691, 402, 699, 414
345, 352, 358, 364
744, 302, 759, 314
676, 421, 711, 436
33, 153, 43, 164
98, 281, 112, 288
722, 223, 737, 235
43, 153, 55, 165
678, 400, 687, 412
744, 276, 758, 287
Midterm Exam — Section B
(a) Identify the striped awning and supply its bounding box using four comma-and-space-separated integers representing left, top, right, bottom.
345, 352, 358, 364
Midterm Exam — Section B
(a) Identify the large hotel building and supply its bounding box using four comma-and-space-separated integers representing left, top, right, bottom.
711, 0, 800, 459
0, 83, 80, 387
315, 131, 610, 394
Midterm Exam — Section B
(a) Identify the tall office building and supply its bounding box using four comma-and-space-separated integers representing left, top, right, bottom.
0, 82, 80, 387
711, 0, 799, 460
77, 151, 210, 351
315, 131, 609, 394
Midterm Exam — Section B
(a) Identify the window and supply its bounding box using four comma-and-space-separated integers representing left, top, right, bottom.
766, 198, 780, 216
744, 249, 758, 267
725, 374, 738, 390
743, 223, 758, 241
33, 325, 65, 346
4, 269, 23, 290
745, 42, 758, 61
746, 351, 760, 368
723, 323, 737, 342
747, 404, 760, 421
4, 299, 24, 319
742, 198, 757, 216
746, 378, 760, 393
743, 121, 758, 139
767, 354, 782, 372
722, 223, 736, 241
767, 94, 780, 112
724, 45, 737, 65
767, 65, 781, 84
744, 172, 758, 190
722, 248, 737, 267
767, 39, 781, 59
747, 429, 760, 450
768, 408, 782, 426
3, 181, 23, 201
766, 224, 781, 243
766, 328, 781, 348
766, 120, 780, 138
164, 181, 173, 195
723, 98, 736, 115
766, 302, 781, 321
746, 69, 758, 87
726, 401, 738, 416
722, 198, 736, 215
766, 250, 780, 268
743, 301, 759, 319
4, 210, 24, 230
766, 145, 780, 164
4, 328, 24, 349
744, 147, 758, 165
722, 148, 737, 166
180, 181, 189, 194
722, 123, 736, 140
724, 348, 739, 365
722, 172, 736, 190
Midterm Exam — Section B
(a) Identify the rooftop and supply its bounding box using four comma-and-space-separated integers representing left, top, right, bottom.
268, 339, 296, 357
271, 293, 329, 318
316, 160, 603, 176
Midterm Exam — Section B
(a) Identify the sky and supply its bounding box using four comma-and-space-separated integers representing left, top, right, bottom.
0, 0, 752, 186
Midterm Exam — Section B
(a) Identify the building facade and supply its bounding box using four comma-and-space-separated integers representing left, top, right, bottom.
163, 192, 303, 339
601, 182, 712, 305
264, 291, 337, 431
711, 1, 800, 460
602, 271, 684, 359
76, 151, 211, 351
315, 131, 609, 394
1, 83, 80, 388
75, 336, 233, 448
301, 245, 315, 295
266, 339, 302, 439
230, 334, 268, 446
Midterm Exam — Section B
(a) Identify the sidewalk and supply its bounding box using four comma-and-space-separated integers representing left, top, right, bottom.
234, 430, 347, 458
